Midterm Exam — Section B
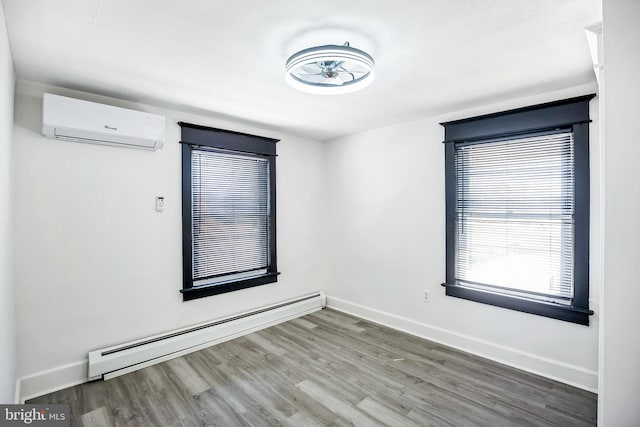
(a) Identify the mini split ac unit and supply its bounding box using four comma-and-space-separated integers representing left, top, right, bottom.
42, 93, 166, 150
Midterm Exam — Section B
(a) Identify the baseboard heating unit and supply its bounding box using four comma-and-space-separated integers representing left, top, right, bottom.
88, 292, 326, 380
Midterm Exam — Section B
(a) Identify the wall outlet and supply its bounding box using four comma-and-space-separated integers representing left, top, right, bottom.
423, 289, 430, 303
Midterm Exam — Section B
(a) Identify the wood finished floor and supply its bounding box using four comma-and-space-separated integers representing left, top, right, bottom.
29, 309, 597, 426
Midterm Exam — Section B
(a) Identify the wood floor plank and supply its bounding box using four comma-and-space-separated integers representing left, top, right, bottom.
357, 396, 422, 427
243, 332, 288, 356
27, 308, 597, 426
287, 410, 324, 427
166, 357, 211, 395
314, 311, 367, 333
80, 406, 112, 427
191, 388, 249, 426
295, 379, 382, 426
140, 364, 205, 426
289, 317, 318, 329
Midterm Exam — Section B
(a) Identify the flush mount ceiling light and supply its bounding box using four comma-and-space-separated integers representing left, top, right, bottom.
285, 42, 375, 95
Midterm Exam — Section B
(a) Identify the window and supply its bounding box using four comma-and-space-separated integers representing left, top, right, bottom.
441, 95, 595, 325
180, 123, 279, 301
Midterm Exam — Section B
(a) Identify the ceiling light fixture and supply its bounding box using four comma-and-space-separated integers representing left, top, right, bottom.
285, 42, 375, 95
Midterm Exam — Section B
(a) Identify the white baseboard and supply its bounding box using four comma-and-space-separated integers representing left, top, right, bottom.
14, 376, 20, 404
17, 360, 88, 403
326, 296, 598, 393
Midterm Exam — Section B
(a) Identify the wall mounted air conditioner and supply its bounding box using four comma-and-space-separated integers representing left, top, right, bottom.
42, 93, 166, 150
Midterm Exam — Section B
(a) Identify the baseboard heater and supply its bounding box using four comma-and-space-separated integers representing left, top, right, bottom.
88, 292, 326, 381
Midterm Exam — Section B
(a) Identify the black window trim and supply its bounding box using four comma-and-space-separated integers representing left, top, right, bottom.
440, 95, 596, 325
179, 122, 279, 301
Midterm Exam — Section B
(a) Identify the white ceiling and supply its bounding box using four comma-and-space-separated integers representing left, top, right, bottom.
2, 0, 601, 141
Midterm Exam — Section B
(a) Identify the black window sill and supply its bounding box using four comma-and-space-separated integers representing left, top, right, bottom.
182, 272, 280, 301
441, 283, 594, 326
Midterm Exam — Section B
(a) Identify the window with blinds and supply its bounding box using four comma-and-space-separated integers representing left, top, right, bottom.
191, 149, 270, 285
454, 132, 574, 303
180, 122, 278, 301
441, 95, 594, 325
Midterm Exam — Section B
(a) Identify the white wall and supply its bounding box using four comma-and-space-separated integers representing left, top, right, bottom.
324, 83, 600, 391
600, 1, 640, 425
0, 0, 16, 404
12, 81, 328, 400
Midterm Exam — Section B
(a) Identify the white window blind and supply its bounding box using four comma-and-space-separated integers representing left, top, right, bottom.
454, 132, 575, 302
191, 148, 270, 284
